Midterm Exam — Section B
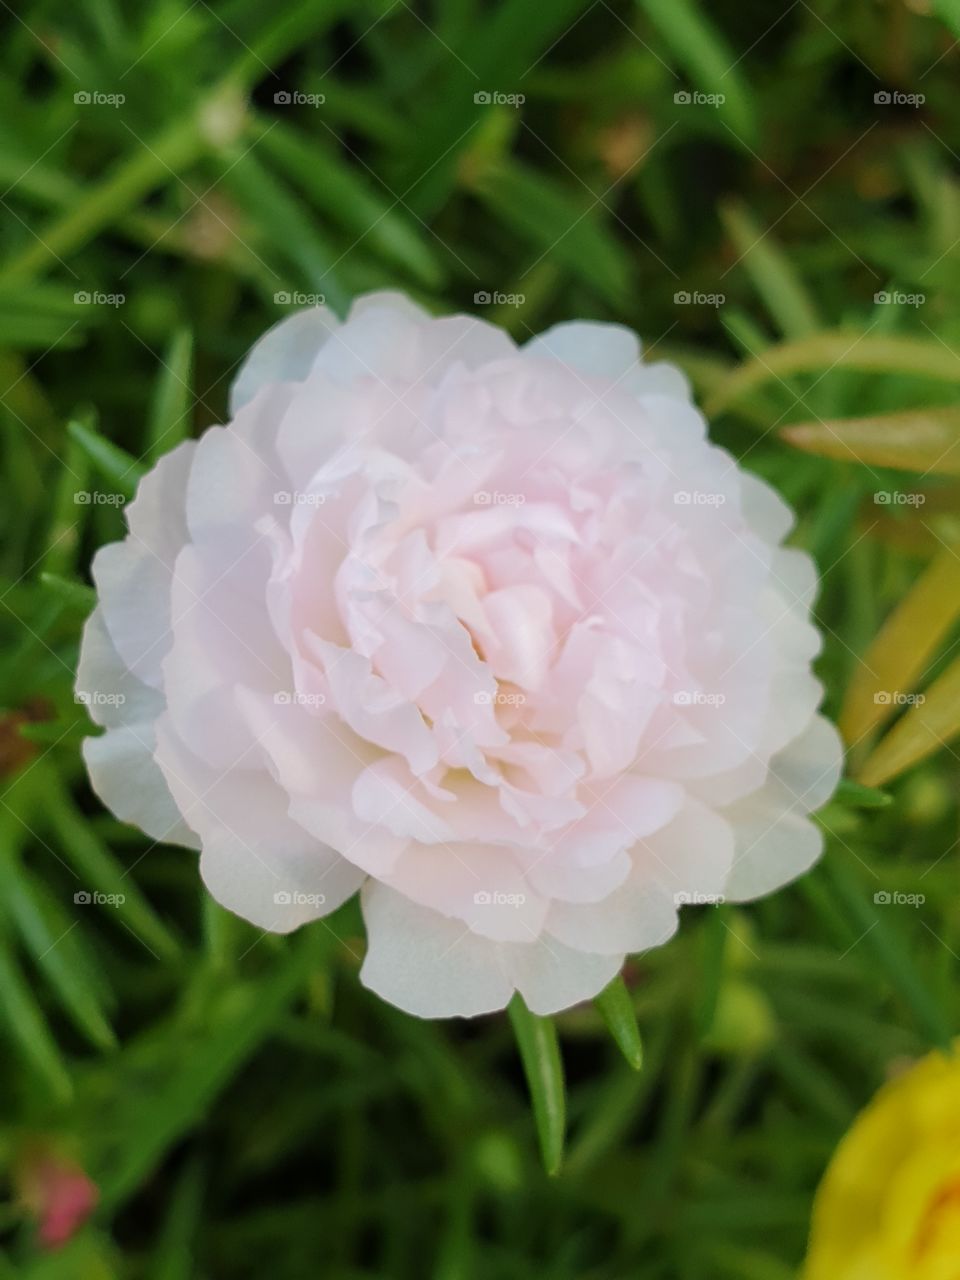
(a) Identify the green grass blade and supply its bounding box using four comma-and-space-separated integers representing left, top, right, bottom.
39, 572, 96, 614
638, 0, 759, 144
147, 327, 194, 460
43, 766, 182, 962
0, 934, 73, 1103
67, 419, 144, 499
826, 856, 951, 1049
3, 857, 116, 1051
721, 200, 821, 338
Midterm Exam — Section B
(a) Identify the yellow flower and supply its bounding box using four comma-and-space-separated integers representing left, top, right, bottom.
804, 1046, 960, 1280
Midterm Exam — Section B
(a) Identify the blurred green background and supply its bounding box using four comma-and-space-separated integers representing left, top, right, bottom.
2, 1, 960, 1276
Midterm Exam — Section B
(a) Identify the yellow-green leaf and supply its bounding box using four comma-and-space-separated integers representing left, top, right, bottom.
781, 407, 960, 476
705, 332, 960, 419
859, 650, 960, 786
841, 544, 960, 746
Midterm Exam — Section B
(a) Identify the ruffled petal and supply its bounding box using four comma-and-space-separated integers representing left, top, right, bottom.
723, 715, 843, 901
83, 724, 198, 849
229, 306, 340, 414
360, 881, 513, 1018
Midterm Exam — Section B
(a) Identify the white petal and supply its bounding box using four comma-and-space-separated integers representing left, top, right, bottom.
229, 306, 340, 414
93, 440, 196, 688
360, 881, 514, 1018
629, 361, 692, 401
525, 848, 632, 905
75, 607, 162, 727
310, 293, 515, 386
154, 716, 363, 930
200, 828, 363, 934
723, 715, 843, 902
545, 880, 677, 956
92, 541, 175, 690
502, 936, 624, 1015
161, 542, 286, 769
83, 724, 199, 849
184, 418, 287, 547
525, 321, 640, 379
636, 797, 735, 902
381, 841, 549, 943
740, 470, 795, 543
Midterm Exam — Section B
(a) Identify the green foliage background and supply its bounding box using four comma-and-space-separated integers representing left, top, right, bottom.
1, 1, 959, 1276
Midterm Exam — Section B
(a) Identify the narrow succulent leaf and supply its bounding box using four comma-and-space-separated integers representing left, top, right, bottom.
594, 976, 644, 1070
507, 994, 566, 1176
832, 779, 893, 810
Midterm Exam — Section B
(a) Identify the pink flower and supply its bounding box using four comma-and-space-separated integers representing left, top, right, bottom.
77, 292, 842, 1017
17, 1148, 99, 1249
